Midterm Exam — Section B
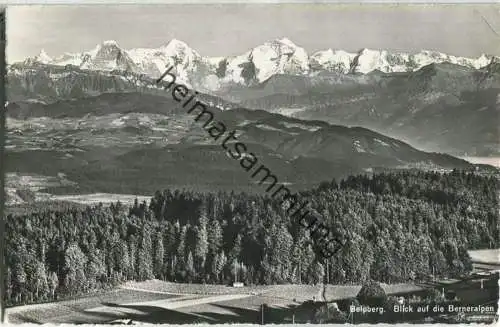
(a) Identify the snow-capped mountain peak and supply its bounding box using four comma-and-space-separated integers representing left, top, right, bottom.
102, 40, 119, 46
37, 49, 52, 64
161, 38, 192, 51
17, 37, 499, 89
275, 37, 297, 48
263, 37, 301, 54
160, 38, 201, 62
88, 40, 121, 57
79, 40, 138, 72
310, 49, 356, 73
231, 37, 310, 83
22, 49, 53, 65
349, 48, 412, 73
94, 40, 123, 57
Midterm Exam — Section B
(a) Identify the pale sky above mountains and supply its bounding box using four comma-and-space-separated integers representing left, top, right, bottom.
7, 3, 500, 63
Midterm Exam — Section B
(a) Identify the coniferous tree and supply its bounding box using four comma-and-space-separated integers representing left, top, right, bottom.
63, 243, 87, 295
186, 251, 195, 283
12, 262, 26, 303
48, 271, 59, 300
213, 251, 227, 283
33, 260, 48, 300
154, 232, 165, 279
137, 228, 154, 280
5, 268, 12, 303
194, 207, 209, 278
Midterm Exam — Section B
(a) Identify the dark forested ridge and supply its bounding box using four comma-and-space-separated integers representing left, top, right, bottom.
4, 170, 498, 306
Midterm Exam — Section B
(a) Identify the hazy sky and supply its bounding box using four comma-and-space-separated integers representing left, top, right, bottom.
7, 3, 500, 63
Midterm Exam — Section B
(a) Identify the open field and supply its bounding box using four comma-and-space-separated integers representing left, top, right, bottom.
7, 280, 425, 324
468, 249, 500, 265
6, 288, 178, 324
49, 193, 152, 205
122, 280, 424, 302
468, 249, 500, 273
5, 172, 152, 205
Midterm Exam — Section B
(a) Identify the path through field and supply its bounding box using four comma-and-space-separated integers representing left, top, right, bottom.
87, 291, 253, 313
6, 281, 425, 324
120, 285, 190, 296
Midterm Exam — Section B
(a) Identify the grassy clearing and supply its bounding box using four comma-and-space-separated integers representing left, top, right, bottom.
175, 295, 296, 324
468, 248, 500, 264
8, 280, 426, 324
173, 283, 426, 324
123, 279, 270, 295
50, 193, 152, 205
7, 288, 177, 324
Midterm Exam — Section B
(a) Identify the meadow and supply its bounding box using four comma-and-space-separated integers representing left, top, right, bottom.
7, 280, 424, 324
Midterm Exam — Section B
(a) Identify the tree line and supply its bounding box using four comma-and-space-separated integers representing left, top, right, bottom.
4, 170, 498, 306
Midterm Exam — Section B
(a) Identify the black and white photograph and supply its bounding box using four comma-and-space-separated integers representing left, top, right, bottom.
1, 1, 499, 324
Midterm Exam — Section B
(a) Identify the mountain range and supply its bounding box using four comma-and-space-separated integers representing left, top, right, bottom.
8, 44, 499, 156
20, 38, 498, 92
5, 38, 499, 200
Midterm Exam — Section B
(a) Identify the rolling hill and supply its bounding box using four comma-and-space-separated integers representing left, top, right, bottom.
5, 92, 478, 197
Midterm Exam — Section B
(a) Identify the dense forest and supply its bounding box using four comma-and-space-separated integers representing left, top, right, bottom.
4, 170, 499, 306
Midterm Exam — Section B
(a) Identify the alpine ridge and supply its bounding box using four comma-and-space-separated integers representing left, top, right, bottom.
17, 38, 498, 91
